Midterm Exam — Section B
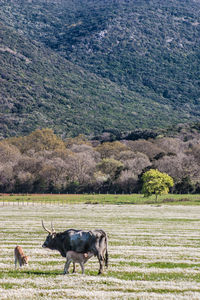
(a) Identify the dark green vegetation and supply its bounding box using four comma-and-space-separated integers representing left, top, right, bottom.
0, 0, 200, 138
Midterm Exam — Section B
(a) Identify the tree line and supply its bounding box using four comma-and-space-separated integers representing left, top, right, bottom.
0, 127, 200, 194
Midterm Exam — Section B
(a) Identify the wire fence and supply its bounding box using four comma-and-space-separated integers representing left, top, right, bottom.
0, 199, 86, 207
0, 193, 137, 206
1, 194, 199, 207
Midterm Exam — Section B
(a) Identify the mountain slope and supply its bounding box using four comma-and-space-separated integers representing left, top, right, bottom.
1, 22, 187, 138
0, 0, 200, 137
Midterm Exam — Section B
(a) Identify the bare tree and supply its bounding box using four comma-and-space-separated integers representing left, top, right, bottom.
0, 141, 21, 164
0, 163, 15, 192
116, 170, 138, 193
124, 140, 163, 160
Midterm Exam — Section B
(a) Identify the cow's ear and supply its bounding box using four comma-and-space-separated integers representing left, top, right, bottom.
52, 232, 56, 238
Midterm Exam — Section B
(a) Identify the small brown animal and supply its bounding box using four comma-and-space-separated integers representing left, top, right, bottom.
64, 251, 93, 274
14, 246, 29, 268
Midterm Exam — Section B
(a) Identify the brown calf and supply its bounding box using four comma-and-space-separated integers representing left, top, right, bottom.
14, 246, 29, 268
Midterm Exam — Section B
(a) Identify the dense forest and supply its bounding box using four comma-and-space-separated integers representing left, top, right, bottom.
0, 0, 200, 138
1, 125, 200, 194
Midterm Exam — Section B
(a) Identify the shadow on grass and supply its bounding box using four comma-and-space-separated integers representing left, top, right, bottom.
1, 269, 62, 278
24, 270, 62, 276
1, 269, 105, 279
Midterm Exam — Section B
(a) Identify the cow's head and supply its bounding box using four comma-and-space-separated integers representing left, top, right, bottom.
42, 220, 57, 249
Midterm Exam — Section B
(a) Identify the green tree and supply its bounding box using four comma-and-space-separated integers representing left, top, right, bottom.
142, 169, 174, 201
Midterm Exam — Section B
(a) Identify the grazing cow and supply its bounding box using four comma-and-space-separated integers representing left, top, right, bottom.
64, 251, 93, 274
42, 221, 108, 274
14, 246, 29, 268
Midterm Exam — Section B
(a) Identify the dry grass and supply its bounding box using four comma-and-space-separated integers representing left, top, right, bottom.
0, 203, 200, 299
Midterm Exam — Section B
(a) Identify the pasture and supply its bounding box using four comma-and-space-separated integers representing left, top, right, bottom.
0, 202, 200, 299
1, 193, 200, 205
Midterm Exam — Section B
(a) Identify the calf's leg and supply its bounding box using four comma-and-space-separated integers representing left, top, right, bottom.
80, 262, 85, 274
72, 262, 76, 273
64, 259, 71, 274
19, 258, 22, 267
14, 256, 17, 268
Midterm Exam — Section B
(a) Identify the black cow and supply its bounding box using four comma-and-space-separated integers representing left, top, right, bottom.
42, 221, 108, 274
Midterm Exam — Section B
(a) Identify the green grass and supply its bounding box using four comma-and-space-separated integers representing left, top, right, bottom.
1, 193, 200, 205
107, 270, 200, 282
117, 261, 200, 269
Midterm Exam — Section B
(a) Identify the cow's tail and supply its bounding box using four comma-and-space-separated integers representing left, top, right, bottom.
105, 233, 108, 268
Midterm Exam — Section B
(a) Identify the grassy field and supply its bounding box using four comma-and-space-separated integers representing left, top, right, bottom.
0, 202, 200, 299
1, 193, 200, 205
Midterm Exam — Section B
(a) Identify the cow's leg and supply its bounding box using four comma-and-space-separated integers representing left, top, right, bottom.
72, 262, 76, 273
64, 259, 71, 274
80, 262, 85, 274
97, 253, 104, 275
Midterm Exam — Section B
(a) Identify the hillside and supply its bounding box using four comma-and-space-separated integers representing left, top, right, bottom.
0, 0, 200, 137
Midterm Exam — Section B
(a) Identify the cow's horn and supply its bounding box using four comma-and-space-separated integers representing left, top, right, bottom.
51, 221, 55, 233
42, 220, 51, 234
